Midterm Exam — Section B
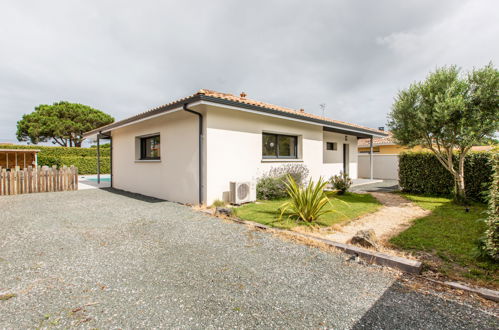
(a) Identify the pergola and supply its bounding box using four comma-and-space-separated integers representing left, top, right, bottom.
0, 149, 40, 170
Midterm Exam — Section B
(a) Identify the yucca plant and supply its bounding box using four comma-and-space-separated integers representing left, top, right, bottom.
279, 175, 333, 223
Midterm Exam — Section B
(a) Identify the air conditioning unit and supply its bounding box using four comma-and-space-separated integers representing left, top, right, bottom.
229, 181, 255, 205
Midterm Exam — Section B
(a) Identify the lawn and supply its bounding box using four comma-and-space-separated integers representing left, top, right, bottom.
390, 194, 498, 288
235, 193, 381, 230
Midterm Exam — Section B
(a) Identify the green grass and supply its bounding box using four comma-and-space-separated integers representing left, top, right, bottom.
390, 194, 498, 287
235, 193, 381, 230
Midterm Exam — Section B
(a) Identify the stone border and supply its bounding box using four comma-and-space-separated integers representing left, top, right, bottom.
227, 217, 423, 274
426, 278, 499, 303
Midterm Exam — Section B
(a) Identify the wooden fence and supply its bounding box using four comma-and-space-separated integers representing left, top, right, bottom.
0, 165, 78, 196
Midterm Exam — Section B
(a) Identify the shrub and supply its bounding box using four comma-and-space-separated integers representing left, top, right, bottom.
256, 164, 310, 200
330, 171, 352, 195
279, 175, 332, 223
483, 152, 499, 260
399, 151, 494, 202
267, 164, 309, 186
257, 176, 288, 200
211, 199, 226, 208
37, 154, 62, 167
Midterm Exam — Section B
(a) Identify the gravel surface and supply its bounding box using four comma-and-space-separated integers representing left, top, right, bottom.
325, 192, 430, 243
0, 189, 497, 329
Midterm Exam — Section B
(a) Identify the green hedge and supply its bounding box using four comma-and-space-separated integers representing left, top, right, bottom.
1, 144, 110, 174
399, 151, 494, 201
0, 144, 110, 157
484, 152, 499, 260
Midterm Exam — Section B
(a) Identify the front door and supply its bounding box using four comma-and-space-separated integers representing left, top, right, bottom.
343, 143, 349, 175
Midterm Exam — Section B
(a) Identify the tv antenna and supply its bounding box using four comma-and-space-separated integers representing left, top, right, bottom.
319, 103, 326, 118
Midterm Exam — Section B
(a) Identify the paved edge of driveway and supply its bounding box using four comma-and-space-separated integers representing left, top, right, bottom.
218, 215, 499, 303
214, 214, 422, 273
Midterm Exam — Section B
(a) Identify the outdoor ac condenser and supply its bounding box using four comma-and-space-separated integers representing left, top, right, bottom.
229, 181, 255, 205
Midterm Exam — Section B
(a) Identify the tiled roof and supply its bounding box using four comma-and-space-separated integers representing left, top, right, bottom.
84, 89, 386, 137
197, 89, 385, 134
358, 133, 496, 152
358, 132, 395, 147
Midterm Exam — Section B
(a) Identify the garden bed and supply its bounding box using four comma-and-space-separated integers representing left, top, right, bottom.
234, 192, 381, 230
389, 194, 498, 289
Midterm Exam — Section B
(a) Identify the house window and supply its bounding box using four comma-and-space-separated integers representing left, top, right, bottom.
326, 142, 337, 151
262, 133, 297, 159
140, 135, 161, 160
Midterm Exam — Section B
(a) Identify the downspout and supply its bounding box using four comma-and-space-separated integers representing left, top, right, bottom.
97, 133, 101, 184
110, 135, 113, 188
369, 136, 373, 180
183, 103, 203, 205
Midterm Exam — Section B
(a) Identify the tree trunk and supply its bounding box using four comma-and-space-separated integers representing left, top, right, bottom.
454, 154, 467, 204
454, 174, 466, 204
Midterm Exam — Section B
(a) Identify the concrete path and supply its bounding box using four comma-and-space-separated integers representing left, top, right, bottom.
0, 189, 496, 328
351, 179, 400, 192
78, 174, 111, 190
326, 192, 430, 243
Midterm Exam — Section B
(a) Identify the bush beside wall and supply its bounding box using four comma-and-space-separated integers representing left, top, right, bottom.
484, 153, 499, 260
399, 151, 494, 201
0, 145, 110, 174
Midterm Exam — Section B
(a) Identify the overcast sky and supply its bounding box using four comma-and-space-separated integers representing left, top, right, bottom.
1, 0, 498, 143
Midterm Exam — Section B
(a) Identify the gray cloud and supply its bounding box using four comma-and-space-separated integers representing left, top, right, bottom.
1, 0, 498, 142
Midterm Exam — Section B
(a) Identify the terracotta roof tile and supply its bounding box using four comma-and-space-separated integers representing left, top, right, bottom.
85, 89, 386, 137
358, 132, 395, 147
197, 89, 385, 134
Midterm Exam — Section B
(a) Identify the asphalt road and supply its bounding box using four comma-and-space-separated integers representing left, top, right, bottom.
0, 189, 497, 328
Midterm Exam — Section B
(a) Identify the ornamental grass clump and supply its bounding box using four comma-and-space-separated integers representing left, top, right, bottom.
279, 175, 332, 223
330, 171, 352, 195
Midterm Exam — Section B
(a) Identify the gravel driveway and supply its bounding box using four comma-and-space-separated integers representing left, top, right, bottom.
0, 189, 497, 329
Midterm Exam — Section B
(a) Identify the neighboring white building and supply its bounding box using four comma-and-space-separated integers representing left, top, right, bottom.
84, 90, 386, 205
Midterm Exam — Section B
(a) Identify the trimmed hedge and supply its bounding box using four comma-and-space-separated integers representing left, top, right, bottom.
0, 144, 110, 174
399, 151, 494, 202
484, 152, 499, 260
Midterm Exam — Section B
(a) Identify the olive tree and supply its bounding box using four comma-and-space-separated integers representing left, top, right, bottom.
388, 63, 499, 203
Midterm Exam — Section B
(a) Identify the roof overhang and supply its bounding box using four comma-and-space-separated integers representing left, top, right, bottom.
84, 94, 388, 139
0, 149, 41, 153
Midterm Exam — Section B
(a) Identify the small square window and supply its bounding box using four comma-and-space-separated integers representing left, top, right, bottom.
140, 135, 160, 160
326, 142, 337, 151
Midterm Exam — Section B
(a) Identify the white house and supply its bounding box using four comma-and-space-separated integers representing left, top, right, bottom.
84, 89, 386, 205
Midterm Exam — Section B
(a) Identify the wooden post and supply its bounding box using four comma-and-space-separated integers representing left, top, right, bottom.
28, 166, 32, 193
52, 165, 57, 192
75, 167, 78, 191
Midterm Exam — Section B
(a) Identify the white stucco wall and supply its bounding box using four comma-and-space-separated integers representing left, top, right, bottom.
358, 154, 399, 180
204, 106, 358, 204
111, 110, 199, 204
